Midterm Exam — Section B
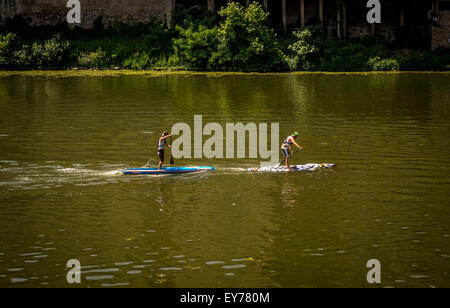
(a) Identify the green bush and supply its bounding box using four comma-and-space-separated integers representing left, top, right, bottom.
32, 35, 70, 69
123, 51, 153, 70
399, 48, 450, 71
321, 42, 370, 71
173, 24, 218, 70
142, 22, 173, 57
12, 45, 34, 68
286, 27, 399, 71
288, 27, 321, 70
209, 2, 284, 72
367, 56, 399, 71
70, 21, 173, 69
77, 48, 109, 69
0, 32, 18, 66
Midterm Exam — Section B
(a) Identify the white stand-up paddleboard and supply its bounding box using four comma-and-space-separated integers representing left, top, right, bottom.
249, 163, 336, 172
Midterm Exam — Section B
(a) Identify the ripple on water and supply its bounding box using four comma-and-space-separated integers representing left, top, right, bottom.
101, 282, 130, 287
222, 265, 246, 269
410, 275, 431, 279
115, 262, 133, 266
206, 261, 225, 265
85, 275, 114, 281
82, 268, 120, 274
143, 260, 155, 263
20, 252, 41, 257
159, 267, 182, 271
10, 278, 28, 283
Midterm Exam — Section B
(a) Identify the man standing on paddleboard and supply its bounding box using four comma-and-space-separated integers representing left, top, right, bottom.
158, 131, 172, 170
281, 132, 303, 169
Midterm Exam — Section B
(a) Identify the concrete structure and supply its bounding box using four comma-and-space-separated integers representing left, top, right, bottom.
431, 1, 450, 49
0, 0, 449, 49
0, 0, 172, 27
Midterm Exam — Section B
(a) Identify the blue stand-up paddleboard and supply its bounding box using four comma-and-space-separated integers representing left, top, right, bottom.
124, 166, 215, 175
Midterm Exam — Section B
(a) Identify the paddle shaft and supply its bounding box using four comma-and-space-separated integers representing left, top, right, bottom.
169, 135, 174, 165
280, 148, 301, 165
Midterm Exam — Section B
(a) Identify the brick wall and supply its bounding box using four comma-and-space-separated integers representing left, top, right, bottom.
0, 0, 170, 27
432, 11, 450, 50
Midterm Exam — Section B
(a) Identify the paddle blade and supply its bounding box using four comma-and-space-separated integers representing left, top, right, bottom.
169, 136, 174, 165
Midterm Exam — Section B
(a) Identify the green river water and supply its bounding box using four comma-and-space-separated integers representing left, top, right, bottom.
0, 72, 449, 288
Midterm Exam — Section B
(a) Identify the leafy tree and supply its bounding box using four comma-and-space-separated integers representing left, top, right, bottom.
367, 56, 399, 71
210, 2, 284, 72
77, 48, 109, 69
32, 35, 70, 69
288, 27, 321, 70
0, 33, 18, 66
173, 23, 218, 70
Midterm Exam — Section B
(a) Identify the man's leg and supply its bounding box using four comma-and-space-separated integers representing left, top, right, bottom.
158, 150, 164, 170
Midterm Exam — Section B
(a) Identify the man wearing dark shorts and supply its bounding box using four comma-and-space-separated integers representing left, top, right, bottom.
281, 132, 302, 169
158, 131, 172, 170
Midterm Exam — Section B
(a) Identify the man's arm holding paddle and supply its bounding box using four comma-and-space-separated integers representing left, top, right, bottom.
289, 136, 303, 155
160, 134, 172, 148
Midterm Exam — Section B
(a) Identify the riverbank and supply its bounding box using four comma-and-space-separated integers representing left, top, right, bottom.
1, 70, 450, 79
2, 3, 449, 73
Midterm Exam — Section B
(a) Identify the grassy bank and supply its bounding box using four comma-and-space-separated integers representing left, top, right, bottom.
2, 70, 450, 79
1, 2, 449, 72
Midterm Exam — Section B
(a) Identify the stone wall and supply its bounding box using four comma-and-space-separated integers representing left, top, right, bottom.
0, 0, 172, 27
432, 11, 450, 50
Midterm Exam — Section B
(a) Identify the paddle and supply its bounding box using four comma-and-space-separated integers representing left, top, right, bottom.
279, 148, 301, 166
169, 135, 175, 165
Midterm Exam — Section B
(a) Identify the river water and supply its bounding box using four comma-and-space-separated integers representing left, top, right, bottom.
0, 72, 449, 288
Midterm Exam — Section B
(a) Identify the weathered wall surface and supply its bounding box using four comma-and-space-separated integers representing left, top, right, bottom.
432, 11, 450, 50
0, 0, 172, 27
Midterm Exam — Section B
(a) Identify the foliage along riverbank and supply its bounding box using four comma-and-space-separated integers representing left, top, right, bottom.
2, 71, 450, 81
1, 2, 450, 73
